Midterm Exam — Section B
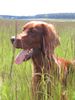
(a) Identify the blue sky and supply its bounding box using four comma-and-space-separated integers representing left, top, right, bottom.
0, 0, 75, 16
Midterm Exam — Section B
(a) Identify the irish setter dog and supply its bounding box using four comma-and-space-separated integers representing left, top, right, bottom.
11, 21, 75, 100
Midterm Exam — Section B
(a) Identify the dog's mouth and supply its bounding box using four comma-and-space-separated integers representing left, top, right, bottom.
15, 48, 33, 64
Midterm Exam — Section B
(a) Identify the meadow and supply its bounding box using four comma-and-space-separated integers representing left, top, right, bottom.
0, 19, 75, 100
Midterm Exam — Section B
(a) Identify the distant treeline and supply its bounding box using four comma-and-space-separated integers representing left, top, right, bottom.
0, 13, 75, 19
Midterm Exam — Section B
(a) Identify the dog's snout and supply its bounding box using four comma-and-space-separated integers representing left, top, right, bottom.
11, 36, 16, 43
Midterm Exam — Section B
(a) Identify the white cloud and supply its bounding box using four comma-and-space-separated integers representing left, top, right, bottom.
0, 0, 75, 15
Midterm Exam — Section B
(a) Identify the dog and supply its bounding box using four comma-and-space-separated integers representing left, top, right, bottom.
11, 21, 75, 100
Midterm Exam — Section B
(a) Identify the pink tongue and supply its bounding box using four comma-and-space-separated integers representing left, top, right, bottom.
15, 50, 27, 64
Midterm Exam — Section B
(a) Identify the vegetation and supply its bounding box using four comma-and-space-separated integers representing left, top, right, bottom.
0, 19, 75, 100
1, 13, 75, 20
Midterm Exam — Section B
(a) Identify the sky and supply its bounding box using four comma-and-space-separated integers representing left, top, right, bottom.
0, 0, 75, 16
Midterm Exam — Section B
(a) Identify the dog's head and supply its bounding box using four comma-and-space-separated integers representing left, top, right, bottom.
11, 21, 60, 64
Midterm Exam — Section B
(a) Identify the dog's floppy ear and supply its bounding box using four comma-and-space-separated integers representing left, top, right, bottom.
42, 23, 60, 56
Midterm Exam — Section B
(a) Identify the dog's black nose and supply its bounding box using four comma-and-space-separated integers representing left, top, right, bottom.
11, 36, 15, 43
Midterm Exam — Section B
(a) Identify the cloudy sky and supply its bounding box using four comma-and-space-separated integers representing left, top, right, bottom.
0, 0, 75, 16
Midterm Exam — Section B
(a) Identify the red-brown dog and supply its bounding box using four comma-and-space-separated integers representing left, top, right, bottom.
11, 21, 75, 100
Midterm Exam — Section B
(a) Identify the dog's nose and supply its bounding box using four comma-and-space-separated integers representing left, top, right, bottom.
11, 36, 16, 43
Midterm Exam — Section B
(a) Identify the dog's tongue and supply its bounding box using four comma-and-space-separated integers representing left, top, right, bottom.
15, 50, 28, 64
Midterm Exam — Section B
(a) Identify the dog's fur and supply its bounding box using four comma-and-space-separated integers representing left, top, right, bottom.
11, 21, 75, 100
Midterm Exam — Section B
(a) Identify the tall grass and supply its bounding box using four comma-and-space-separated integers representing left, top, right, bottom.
0, 19, 75, 100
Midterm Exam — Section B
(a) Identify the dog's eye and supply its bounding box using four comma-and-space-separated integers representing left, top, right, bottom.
30, 28, 34, 32
28, 28, 37, 34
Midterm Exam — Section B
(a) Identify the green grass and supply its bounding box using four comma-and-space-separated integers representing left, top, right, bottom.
0, 19, 75, 100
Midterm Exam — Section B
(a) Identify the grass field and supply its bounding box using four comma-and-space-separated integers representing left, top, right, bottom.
0, 19, 75, 100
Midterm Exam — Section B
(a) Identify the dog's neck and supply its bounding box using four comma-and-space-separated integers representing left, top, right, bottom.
32, 48, 56, 73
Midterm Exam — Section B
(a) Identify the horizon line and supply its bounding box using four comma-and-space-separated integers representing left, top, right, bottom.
0, 12, 75, 16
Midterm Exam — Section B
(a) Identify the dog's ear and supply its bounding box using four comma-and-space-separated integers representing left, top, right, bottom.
42, 23, 60, 56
